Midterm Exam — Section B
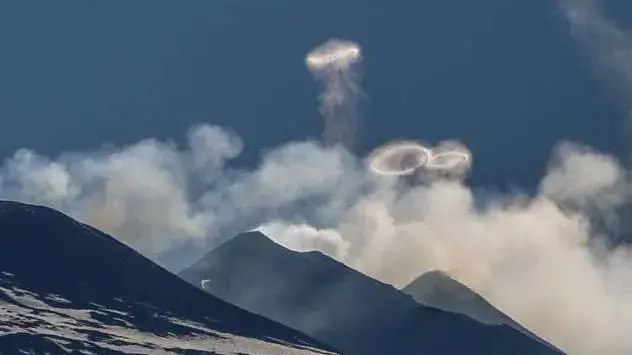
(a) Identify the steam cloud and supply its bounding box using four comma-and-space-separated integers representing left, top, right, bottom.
306, 39, 363, 151
560, 0, 632, 114
1, 28, 632, 354
2, 126, 630, 354
259, 143, 632, 354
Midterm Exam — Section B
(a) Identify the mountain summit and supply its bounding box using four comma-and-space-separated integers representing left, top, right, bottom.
0, 201, 339, 355
403, 270, 512, 325
402, 270, 557, 348
180, 231, 564, 355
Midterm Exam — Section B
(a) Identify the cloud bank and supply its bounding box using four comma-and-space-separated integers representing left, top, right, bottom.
1, 120, 630, 353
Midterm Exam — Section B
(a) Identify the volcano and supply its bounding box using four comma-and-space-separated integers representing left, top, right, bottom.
0, 201, 339, 355
179, 231, 564, 355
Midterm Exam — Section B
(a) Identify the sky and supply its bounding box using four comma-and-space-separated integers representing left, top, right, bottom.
0, 0, 627, 190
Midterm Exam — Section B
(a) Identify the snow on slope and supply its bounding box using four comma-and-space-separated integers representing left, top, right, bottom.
0, 201, 340, 355
0, 276, 335, 354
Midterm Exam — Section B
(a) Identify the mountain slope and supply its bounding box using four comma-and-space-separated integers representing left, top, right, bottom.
179, 231, 564, 355
403, 270, 513, 325
402, 271, 557, 347
0, 201, 340, 355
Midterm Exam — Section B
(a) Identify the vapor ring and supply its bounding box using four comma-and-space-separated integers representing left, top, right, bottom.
426, 151, 472, 170
367, 141, 431, 176
367, 139, 473, 177
425, 142, 472, 173
306, 40, 362, 72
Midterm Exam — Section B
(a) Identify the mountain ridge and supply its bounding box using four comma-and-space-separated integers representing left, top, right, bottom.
0, 200, 340, 355
403, 270, 512, 324
402, 270, 558, 349
180, 230, 564, 355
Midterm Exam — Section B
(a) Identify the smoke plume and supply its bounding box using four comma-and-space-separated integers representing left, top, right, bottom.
306, 39, 363, 151
560, 0, 632, 115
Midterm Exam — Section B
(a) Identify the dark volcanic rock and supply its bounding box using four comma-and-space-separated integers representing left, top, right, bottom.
402, 270, 557, 348
0, 201, 339, 355
180, 231, 565, 355
403, 270, 510, 325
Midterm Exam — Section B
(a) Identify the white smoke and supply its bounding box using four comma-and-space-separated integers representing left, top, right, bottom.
306, 39, 363, 151
560, 0, 632, 113
2, 126, 631, 353
540, 141, 628, 211
257, 222, 349, 260
0, 128, 360, 260
260, 143, 632, 354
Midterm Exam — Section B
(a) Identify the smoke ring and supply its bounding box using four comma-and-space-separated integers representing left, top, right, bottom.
306, 40, 362, 72
367, 141, 431, 176
426, 150, 472, 171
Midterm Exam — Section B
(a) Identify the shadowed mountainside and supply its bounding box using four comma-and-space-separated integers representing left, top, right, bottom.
179, 231, 564, 355
402, 270, 557, 348
0, 201, 339, 355
403, 270, 516, 325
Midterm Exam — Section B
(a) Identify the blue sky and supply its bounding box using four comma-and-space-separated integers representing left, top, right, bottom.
0, 0, 626, 191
